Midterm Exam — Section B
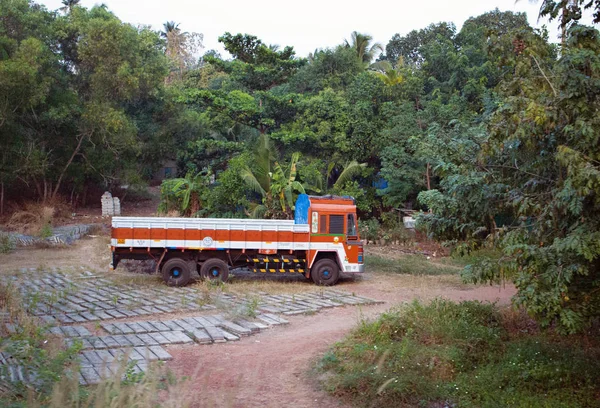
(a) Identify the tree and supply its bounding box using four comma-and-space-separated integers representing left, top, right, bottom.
344, 31, 383, 64
384, 23, 455, 66
59, 0, 80, 14
209, 32, 304, 91
162, 21, 203, 80
240, 134, 305, 218
461, 25, 600, 333
529, 0, 600, 40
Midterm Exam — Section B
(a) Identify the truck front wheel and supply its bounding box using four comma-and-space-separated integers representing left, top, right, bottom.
200, 258, 230, 282
162, 258, 192, 287
311, 259, 340, 286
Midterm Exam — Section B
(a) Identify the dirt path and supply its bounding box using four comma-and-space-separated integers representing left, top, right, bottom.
167, 274, 516, 408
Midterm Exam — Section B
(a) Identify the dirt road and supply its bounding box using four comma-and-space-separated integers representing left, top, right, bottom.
167, 274, 516, 408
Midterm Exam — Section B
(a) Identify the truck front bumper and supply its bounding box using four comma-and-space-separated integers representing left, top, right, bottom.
343, 263, 365, 273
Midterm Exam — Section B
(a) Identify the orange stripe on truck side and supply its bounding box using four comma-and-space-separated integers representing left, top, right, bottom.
112, 228, 310, 243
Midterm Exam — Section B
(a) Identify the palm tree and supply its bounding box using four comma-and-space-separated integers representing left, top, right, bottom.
370, 60, 404, 87
240, 134, 305, 218
162, 21, 188, 80
344, 31, 384, 64
326, 160, 367, 192
59, 0, 80, 14
174, 171, 208, 216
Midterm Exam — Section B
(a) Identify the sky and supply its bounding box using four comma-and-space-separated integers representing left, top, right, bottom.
38, 0, 596, 58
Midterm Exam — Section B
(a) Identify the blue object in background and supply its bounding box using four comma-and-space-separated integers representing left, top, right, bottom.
372, 176, 388, 190
295, 194, 310, 224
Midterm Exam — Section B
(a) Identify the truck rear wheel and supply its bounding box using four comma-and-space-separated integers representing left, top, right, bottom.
200, 258, 229, 282
162, 258, 192, 287
311, 259, 340, 286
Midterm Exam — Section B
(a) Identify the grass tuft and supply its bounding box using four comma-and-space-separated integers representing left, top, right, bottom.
318, 299, 600, 408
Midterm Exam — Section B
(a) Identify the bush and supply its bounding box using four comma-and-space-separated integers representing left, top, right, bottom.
0, 232, 15, 253
380, 211, 413, 244
319, 299, 600, 408
359, 218, 380, 242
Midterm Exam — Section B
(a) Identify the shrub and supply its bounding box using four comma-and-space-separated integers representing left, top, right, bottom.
359, 218, 380, 242
0, 232, 14, 253
319, 299, 600, 408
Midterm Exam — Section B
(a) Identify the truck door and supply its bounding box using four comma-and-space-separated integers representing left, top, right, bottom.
344, 213, 361, 265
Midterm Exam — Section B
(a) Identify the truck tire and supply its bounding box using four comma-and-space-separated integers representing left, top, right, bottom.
200, 258, 230, 282
162, 258, 192, 287
311, 258, 340, 286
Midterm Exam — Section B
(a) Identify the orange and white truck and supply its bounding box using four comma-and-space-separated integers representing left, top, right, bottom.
110, 194, 365, 286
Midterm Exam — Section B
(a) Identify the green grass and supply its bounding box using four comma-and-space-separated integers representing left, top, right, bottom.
365, 254, 462, 275
317, 299, 600, 408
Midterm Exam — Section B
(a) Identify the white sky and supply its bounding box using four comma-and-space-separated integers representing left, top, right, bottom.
38, 0, 596, 58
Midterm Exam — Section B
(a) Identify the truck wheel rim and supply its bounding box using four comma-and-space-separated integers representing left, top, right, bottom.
211, 268, 219, 277
172, 268, 180, 277
323, 270, 330, 278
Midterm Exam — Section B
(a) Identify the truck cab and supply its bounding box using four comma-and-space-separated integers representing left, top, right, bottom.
295, 195, 365, 285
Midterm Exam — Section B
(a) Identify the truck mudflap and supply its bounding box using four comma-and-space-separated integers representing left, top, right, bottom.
111, 251, 120, 270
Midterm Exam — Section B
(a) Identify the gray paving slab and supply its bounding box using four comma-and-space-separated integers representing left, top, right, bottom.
79, 312, 100, 321
263, 313, 289, 324
92, 310, 114, 320
147, 321, 170, 332
125, 334, 146, 347
188, 328, 212, 344
117, 309, 139, 317
153, 304, 174, 313
201, 325, 225, 342
39, 315, 57, 325
282, 309, 311, 315
255, 315, 281, 325
190, 316, 212, 327
173, 320, 196, 332
80, 366, 101, 384
55, 314, 75, 324
218, 321, 251, 336
128, 348, 146, 361
136, 321, 157, 333
125, 322, 146, 334
104, 309, 127, 319
135, 333, 159, 346
234, 319, 261, 333
217, 328, 239, 341
100, 336, 120, 348
148, 346, 172, 361
101, 323, 119, 334
162, 320, 183, 332
92, 301, 113, 310
95, 349, 115, 363
182, 317, 202, 328
161, 330, 190, 344
112, 335, 134, 347
147, 332, 170, 345
133, 347, 157, 361
114, 322, 134, 334
82, 350, 104, 365
81, 337, 99, 350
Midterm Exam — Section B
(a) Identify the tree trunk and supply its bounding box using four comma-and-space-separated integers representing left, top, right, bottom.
0, 181, 4, 216
426, 162, 431, 190
52, 134, 85, 200
561, 6, 568, 47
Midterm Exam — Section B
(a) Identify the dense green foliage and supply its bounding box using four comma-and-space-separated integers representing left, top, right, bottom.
1, 1, 600, 331
319, 300, 600, 407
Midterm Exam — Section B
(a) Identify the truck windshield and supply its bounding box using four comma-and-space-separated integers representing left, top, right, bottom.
347, 214, 357, 238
